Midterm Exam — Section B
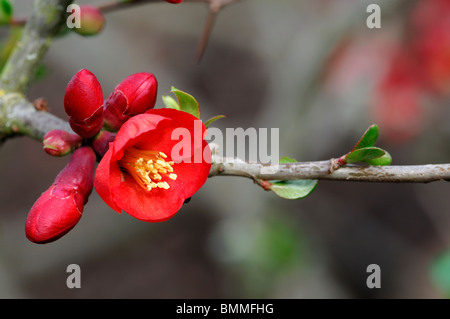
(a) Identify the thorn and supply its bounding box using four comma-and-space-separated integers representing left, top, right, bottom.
195, 10, 217, 63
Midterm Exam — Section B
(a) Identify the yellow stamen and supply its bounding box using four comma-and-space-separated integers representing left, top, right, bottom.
119, 147, 177, 191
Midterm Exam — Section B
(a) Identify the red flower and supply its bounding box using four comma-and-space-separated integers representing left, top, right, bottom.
165, 0, 183, 3
372, 50, 425, 143
26, 147, 96, 243
94, 108, 211, 222
410, 0, 450, 94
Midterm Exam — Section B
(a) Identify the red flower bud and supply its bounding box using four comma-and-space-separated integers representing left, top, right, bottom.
103, 72, 158, 131
92, 130, 116, 158
43, 130, 83, 156
165, 0, 183, 3
25, 147, 96, 244
64, 69, 104, 138
73, 5, 105, 37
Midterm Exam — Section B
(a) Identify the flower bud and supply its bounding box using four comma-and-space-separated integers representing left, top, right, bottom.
92, 130, 116, 158
64, 69, 104, 138
103, 72, 158, 131
165, 0, 183, 3
43, 130, 82, 156
73, 5, 105, 36
25, 147, 96, 244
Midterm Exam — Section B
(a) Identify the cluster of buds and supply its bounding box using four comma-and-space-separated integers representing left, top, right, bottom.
25, 0, 192, 243
29, 69, 159, 243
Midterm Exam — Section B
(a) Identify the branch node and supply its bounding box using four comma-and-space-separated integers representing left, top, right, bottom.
329, 158, 344, 173
33, 97, 49, 112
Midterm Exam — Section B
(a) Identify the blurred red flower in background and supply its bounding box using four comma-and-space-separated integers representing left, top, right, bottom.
323, 0, 450, 144
372, 0, 450, 143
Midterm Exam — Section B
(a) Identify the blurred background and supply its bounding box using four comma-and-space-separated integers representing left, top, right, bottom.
1, 0, 450, 298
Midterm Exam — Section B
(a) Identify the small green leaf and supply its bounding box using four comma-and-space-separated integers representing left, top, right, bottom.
345, 146, 385, 164
204, 115, 225, 128
0, 0, 13, 25
353, 124, 379, 151
171, 87, 200, 119
430, 250, 450, 298
279, 156, 297, 164
269, 180, 318, 200
162, 95, 180, 110
268, 156, 317, 200
363, 151, 392, 166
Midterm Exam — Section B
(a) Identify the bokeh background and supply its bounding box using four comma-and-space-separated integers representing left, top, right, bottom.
1, 0, 450, 298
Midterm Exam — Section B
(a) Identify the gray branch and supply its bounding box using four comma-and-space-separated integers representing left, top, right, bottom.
0, 0, 73, 141
209, 157, 450, 183
1, 0, 450, 186
0, 0, 73, 93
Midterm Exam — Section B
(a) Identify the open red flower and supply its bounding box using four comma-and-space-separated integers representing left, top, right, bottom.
94, 108, 211, 222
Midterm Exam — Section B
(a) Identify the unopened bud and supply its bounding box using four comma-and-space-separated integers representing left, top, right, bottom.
92, 130, 116, 158
25, 147, 96, 244
73, 5, 105, 36
103, 72, 158, 131
64, 69, 104, 138
43, 130, 82, 156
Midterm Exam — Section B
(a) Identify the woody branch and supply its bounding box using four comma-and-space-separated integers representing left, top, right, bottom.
1, 0, 450, 185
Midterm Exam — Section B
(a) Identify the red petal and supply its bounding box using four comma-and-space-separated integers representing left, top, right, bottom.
112, 175, 185, 222
94, 147, 122, 213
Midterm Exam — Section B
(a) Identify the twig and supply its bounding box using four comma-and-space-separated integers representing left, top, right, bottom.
209, 157, 450, 183
0, 0, 73, 93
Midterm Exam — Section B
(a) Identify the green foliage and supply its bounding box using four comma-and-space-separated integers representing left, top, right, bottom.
162, 94, 180, 110
352, 124, 379, 151
170, 86, 201, 119
0, 0, 13, 25
269, 180, 318, 200
344, 124, 392, 166
269, 156, 318, 200
163, 88, 224, 127
204, 114, 225, 128
0, 26, 21, 73
431, 250, 450, 298
214, 215, 307, 297
363, 151, 392, 166
345, 147, 386, 164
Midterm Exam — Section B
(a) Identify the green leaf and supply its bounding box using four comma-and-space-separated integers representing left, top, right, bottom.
171, 87, 200, 119
279, 156, 297, 164
345, 146, 385, 164
363, 151, 392, 166
162, 95, 180, 110
0, 0, 13, 25
353, 124, 379, 151
204, 115, 225, 128
430, 250, 450, 298
268, 156, 317, 200
269, 179, 318, 200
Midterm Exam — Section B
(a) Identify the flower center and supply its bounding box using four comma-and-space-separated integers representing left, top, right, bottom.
119, 146, 177, 191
